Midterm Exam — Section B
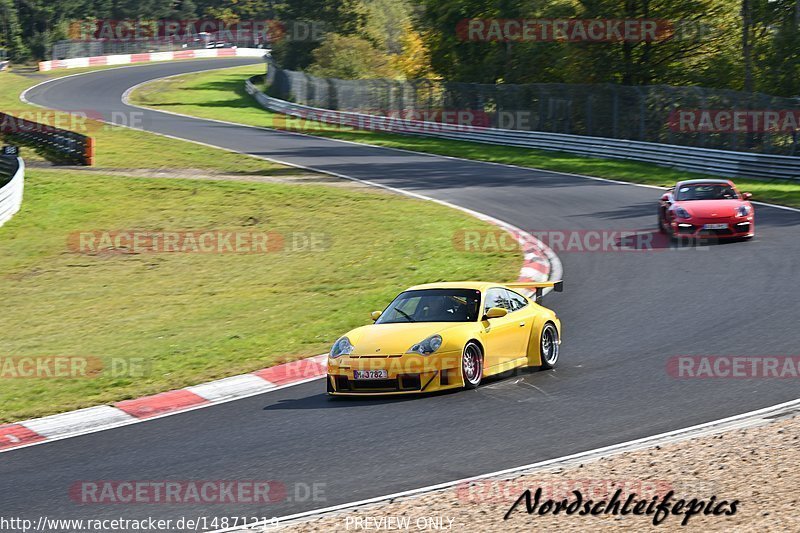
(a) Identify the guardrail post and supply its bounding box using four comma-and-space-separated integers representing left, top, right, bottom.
83, 137, 95, 166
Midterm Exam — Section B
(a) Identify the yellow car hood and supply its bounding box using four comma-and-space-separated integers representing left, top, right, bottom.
347, 322, 468, 355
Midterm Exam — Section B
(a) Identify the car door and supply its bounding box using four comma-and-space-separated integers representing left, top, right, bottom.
481, 288, 524, 369
505, 289, 536, 359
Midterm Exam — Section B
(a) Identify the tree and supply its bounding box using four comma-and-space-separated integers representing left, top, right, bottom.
306, 33, 393, 78
756, 0, 800, 96
173, 0, 198, 20
0, 0, 27, 60
390, 25, 434, 79
273, 0, 366, 70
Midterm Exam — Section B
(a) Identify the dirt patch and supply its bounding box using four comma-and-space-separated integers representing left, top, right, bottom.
24, 162, 386, 191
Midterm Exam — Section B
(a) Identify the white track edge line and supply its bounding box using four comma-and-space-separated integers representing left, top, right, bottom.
98, 65, 800, 533
22, 61, 800, 217
215, 397, 800, 532
18, 66, 800, 526
19, 57, 262, 105
5, 63, 560, 453
117, 68, 800, 216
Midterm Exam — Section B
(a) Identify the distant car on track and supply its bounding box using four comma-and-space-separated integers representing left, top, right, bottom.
658, 179, 754, 239
327, 281, 563, 396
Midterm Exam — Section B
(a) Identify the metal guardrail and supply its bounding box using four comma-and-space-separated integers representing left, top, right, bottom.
246, 77, 800, 181
0, 112, 94, 165
0, 155, 25, 228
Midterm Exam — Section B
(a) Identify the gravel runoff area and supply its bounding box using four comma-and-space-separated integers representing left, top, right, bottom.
268, 413, 799, 532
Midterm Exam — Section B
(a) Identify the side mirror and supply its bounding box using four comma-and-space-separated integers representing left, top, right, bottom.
660, 193, 671, 202
370, 311, 382, 321
483, 307, 508, 320
742, 192, 752, 200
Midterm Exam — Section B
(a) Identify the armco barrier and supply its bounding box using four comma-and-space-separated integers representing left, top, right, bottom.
0, 155, 25, 228
0, 112, 94, 165
245, 77, 800, 182
39, 47, 266, 71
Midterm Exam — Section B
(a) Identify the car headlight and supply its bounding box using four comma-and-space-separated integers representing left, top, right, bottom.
674, 206, 692, 219
329, 336, 354, 358
736, 204, 752, 217
406, 334, 442, 356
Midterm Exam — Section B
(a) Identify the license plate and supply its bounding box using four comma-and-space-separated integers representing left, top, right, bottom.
703, 223, 728, 230
353, 370, 388, 380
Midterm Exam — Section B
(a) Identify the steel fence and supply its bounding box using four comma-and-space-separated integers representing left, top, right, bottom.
247, 75, 800, 181
265, 61, 800, 157
0, 112, 94, 165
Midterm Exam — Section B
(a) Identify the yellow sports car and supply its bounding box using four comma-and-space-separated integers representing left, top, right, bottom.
327, 281, 563, 395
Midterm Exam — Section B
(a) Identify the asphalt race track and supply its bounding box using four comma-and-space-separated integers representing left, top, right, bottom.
4, 58, 800, 526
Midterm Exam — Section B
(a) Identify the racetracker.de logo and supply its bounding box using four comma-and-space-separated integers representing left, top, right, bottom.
69, 481, 287, 504
0, 110, 143, 134
68, 19, 325, 43
456, 479, 677, 504
0, 356, 150, 379
669, 109, 800, 133
456, 18, 674, 42
668, 356, 800, 379
452, 229, 705, 253
267, 109, 490, 134
68, 231, 330, 254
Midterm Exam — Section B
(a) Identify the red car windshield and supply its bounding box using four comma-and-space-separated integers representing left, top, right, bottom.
676, 184, 739, 201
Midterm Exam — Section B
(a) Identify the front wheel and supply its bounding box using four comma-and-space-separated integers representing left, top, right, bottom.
461, 342, 483, 389
539, 323, 560, 370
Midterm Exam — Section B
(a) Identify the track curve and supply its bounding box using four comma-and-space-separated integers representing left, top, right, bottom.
4, 58, 800, 526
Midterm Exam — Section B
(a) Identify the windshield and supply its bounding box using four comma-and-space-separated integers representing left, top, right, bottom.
376, 289, 482, 324
676, 184, 739, 201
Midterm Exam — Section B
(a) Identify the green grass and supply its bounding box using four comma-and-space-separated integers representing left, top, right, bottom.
1, 66, 285, 173
0, 63, 521, 422
0, 169, 518, 422
131, 64, 800, 209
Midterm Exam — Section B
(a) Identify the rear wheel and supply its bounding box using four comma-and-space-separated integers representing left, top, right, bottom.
461, 342, 483, 389
539, 323, 560, 370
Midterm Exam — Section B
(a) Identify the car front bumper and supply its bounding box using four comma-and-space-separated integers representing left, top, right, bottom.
671, 217, 754, 238
327, 351, 463, 395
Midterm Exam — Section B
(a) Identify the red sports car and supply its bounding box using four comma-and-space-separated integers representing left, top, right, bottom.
658, 179, 755, 239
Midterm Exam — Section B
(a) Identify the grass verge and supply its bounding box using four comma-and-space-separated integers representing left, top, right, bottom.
131, 65, 800, 209
0, 169, 519, 422
0, 63, 520, 422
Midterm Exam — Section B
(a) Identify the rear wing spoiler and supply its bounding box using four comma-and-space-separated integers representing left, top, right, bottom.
506, 280, 563, 302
